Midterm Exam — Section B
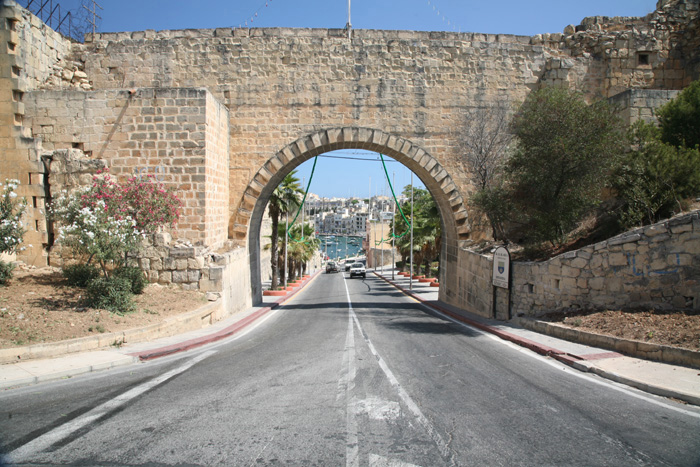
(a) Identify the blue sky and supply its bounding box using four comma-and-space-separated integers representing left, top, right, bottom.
41, 0, 656, 197
59, 0, 656, 36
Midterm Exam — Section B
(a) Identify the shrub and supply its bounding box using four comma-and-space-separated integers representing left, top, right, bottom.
0, 179, 27, 256
0, 260, 15, 285
610, 119, 700, 228
657, 79, 700, 149
62, 263, 101, 287
50, 170, 182, 276
113, 266, 148, 294
85, 276, 135, 315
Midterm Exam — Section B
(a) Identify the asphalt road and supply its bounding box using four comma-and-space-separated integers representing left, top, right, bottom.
2, 272, 700, 466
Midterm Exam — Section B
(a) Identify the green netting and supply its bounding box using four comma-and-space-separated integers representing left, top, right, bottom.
286, 156, 318, 244
374, 153, 411, 246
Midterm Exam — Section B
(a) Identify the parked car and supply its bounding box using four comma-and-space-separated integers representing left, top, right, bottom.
344, 261, 352, 271
326, 261, 339, 273
349, 262, 366, 278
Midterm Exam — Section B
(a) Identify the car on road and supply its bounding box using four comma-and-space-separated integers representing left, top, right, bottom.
326, 261, 338, 273
344, 261, 352, 271
349, 262, 366, 278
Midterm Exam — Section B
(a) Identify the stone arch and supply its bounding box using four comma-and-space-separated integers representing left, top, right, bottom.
233, 127, 471, 303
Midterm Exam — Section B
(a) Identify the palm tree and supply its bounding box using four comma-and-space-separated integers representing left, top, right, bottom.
268, 171, 303, 290
392, 186, 441, 277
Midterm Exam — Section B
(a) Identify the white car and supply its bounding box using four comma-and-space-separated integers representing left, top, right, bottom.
349, 262, 366, 278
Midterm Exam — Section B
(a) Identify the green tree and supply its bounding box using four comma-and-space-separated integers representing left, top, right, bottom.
267, 171, 302, 289
610, 121, 700, 228
286, 223, 320, 280
505, 87, 625, 245
656, 79, 700, 149
393, 185, 441, 276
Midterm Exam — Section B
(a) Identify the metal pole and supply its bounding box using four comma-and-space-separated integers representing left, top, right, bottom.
347, 0, 352, 40
410, 173, 414, 291
392, 171, 395, 281
368, 176, 372, 269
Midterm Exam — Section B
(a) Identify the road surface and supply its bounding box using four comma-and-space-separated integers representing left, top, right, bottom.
2, 272, 699, 466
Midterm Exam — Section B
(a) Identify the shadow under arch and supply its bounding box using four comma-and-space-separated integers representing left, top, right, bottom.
231, 127, 472, 304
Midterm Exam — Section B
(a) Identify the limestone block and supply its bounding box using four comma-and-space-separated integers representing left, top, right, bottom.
561, 266, 581, 278
608, 253, 627, 267
159, 271, 172, 283
172, 270, 188, 283
163, 257, 176, 270
187, 269, 200, 282
670, 222, 692, 234
644, 224, 667, 237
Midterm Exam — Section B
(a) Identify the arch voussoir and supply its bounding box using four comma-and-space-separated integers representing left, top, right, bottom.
238, 126, 471, 304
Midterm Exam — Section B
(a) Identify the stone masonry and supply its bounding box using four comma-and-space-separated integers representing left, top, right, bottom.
452, 211, 700, 319
1, 0, 698, 313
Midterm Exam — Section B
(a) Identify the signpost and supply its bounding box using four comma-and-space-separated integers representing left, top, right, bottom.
492, 246, 511, 319
492, 247, 510, 289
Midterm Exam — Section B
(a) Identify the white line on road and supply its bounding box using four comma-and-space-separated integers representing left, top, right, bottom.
341, 277, 360, 467
428, 307, 700, 420
343, 275, 455, 465
9, 350, 217, 463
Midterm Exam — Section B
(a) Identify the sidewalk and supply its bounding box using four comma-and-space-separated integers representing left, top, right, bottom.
2, 267, 699, 407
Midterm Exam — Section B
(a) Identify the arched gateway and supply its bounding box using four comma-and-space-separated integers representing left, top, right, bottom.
233, 127, 471, 303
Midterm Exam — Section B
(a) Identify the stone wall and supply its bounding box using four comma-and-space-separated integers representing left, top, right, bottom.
0, 0, 74, 265
446, 211, 700, 319
24, 87, 230, 249
609, 88, 681, 124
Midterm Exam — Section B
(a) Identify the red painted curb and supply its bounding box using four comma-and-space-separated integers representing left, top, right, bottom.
263, 290, 287, 296
131, 306, 273, 361
130, 270, 322, 361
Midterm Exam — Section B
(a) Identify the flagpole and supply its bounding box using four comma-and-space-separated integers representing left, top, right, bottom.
410, 173, 414, 291
392, 171, 395, 281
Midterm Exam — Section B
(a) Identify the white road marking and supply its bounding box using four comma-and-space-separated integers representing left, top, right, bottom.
355, 397, 402, 421
343, 275, 454, 465
9, 350, 217, 463
340, 279, 359, 467
428, 307, 700, 420
369, 453, 422, 467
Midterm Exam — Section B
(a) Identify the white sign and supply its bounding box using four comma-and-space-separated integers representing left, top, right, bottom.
492, 246, 510, 289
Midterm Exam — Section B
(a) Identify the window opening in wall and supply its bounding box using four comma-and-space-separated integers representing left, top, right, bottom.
6, 18, 18, 30
33, 196, 38, 208
12, 90, 23, 102
11, 66, 21, 77
13, 114, 23, 126
7, 41, 16, 53
35, 220, 39, 231
527, 283, 534, 293
554, 279, 560, 290
638, 53, 650, 66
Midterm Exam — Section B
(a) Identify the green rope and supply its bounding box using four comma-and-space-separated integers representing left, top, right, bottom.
374, 153, 412, 245
287, 156, 318, 244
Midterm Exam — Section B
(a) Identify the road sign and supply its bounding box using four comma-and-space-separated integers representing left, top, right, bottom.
492, 246, 510, 289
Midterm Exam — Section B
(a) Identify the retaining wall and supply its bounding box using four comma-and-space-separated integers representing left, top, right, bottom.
447, 210, 700, 318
